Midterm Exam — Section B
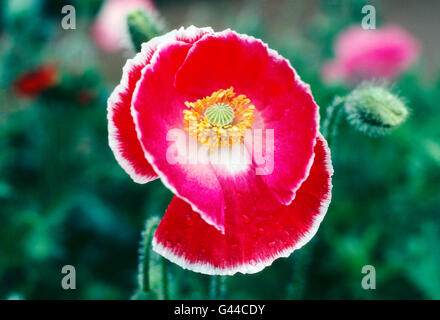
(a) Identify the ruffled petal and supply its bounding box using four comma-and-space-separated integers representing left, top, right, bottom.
174, 30, 319, 206
108, 26, 213, 184
131, 37, 228, 232
108, 43, 158, 183
152, 134, 333, 275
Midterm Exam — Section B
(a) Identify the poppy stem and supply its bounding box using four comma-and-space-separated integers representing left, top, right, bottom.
161, 258, 170, 299
322, 96, 346, 145
288, 97, 345, 298
209, 276, 226, 299
287, 245, 310, 298
139, 216, 160, 293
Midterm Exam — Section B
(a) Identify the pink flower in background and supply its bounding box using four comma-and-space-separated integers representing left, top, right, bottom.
91, 0, 157, 53
322, 25, 421, 83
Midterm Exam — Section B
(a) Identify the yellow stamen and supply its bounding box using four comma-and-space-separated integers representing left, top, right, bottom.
183, 87, 255, 150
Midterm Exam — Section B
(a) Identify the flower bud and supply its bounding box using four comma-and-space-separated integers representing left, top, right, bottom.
344, 84, 409, 136
127, 9, 162, 52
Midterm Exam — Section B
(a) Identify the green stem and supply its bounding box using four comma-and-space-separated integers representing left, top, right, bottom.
139, 217, 160, 293
287, 247, 311, 299
161, 258, 169, 299
322, 96, 346, 144
209, 276, 225, 300
288, 96, 346, 299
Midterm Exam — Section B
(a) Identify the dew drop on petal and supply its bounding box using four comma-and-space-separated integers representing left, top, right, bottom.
185, 214, 193, 226
268, 241, 276, 248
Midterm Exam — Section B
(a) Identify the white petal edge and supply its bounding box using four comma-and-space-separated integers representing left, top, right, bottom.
152, 133, 333, 275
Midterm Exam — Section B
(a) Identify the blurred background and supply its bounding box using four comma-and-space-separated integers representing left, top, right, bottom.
0, 0, 439, 299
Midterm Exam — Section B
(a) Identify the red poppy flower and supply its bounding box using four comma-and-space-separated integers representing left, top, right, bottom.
13, 64, 59, 98
108, 26, 333, 275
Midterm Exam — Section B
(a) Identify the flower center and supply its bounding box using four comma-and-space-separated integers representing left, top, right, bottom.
204, 103, 234, 127
183, 87, 255, 150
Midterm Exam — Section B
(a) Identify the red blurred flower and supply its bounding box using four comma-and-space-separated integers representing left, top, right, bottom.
108, 26, 333, 275
322, 25, 421, 83
13, 64, 59, 98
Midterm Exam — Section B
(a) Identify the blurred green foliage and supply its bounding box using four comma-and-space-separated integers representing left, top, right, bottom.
0, 0, 439, 299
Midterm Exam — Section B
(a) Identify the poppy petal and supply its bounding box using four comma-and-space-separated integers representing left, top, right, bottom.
131, 38, 228, 233
152, 134, 332, 275
108, 26, 213, 184
175, 30, 319, 206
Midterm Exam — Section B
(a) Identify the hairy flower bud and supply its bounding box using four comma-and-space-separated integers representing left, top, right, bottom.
127, 9, 162, 51
344, 84, 409, 136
